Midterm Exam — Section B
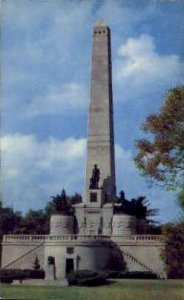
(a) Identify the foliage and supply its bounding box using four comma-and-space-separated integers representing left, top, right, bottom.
104, 270, 157, 279
0, 190, 82, 235
161, 222, 184, 278
178, 185, 184, 211
67, 269, 107, 286
0, 268, 45, 283
0, 201, 49, 235
19, 209, 49, 234
134, 86, 184, 208
0, 201, 22, 235
118, 271, 157, 279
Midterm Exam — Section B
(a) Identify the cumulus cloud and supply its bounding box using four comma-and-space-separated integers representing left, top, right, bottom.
1, 133, 86, 211
25, 82, 88, 117
114, 34, 184, 102
2, 0, 92, 72
2, 1, 183, 222
1, 133, 180, 221
2, 1, 92, 121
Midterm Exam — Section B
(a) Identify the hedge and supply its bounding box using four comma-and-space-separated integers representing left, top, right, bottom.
67, 270, 107, 286
105, 270, 158, 279
0, 269, 45, 283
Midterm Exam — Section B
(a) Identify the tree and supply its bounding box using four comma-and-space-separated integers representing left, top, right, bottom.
20, 209, 49, 234
0, 201, 23, 235
134, 86, 184, 209
178, 186, 184, 211
0, 190, 81, 236
161, 222, 184, 278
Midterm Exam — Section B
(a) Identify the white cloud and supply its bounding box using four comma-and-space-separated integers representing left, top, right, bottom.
2, 1, 92, 68
1, 133, 180, 221
25, 82, 88, 117
2, 1, 153, 93
1, 133, 86, 211
1, 2, 183, 223
114, 34, 184, 102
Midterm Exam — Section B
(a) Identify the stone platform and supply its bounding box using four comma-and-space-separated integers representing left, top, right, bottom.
1, 234, 166, 279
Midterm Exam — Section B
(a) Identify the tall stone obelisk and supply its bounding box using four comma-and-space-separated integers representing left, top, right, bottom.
85, 20, 116, 205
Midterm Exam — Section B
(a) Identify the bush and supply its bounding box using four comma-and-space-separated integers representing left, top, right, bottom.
118, 271, 157, 279
0, 277, 13, 283
0, 269, 45, 283
104, 270, 157, 279
103, 269, 120, 278
67, 270, 157, 285
67, 270, 107, 286
161, 222, 184, 278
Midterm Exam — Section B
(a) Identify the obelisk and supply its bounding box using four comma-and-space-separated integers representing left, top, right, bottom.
85, 20, 116, 205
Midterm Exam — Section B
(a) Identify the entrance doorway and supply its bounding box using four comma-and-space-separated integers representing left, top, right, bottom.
66, 258, 74, 274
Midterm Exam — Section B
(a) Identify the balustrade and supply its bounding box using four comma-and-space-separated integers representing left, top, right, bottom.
3, 234, 165, 243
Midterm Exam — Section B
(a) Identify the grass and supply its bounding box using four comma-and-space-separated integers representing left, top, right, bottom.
0, 279, 184, 300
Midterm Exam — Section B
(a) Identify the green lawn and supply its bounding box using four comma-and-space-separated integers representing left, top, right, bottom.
0, 279, 184, 300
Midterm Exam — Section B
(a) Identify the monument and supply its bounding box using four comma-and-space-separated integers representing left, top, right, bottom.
0, 21, 166, 281
74, 20, 118, 236
86, 19, 116, 203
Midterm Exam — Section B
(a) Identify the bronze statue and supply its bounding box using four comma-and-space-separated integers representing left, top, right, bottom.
89, 164, 100, 189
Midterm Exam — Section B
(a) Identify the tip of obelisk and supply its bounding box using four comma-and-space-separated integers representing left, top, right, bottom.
95, 18, 107, 27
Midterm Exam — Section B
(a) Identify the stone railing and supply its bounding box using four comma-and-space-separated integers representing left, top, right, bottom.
3, 234, 165, 243
111, 234, 165, 243
2, 234, 111, 242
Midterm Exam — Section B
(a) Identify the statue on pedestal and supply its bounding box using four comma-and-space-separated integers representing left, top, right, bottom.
89, 164, 100, 189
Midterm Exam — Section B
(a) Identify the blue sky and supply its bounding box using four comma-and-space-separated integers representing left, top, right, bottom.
1, 0, 184, 223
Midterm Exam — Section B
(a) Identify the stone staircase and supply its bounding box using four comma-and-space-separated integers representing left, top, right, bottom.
121, 248, 166, 279
122, 248, 155, 273
110, 241, 165, 278
1, 242, 45, 270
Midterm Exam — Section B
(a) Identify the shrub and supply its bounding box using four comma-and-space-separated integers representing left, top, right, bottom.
103, 269, 120, 278
0, 269, 45, 283
104, 270, 157, 279
67, 270, 107, 286
118, 271, 157, 279
161, 222, 184, 278
0, 277, 13, 283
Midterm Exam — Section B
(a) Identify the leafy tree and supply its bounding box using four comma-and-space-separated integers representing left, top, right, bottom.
0, 201, 48, 235
134, 86, 184, 209
19, 209, 49, 234
178, 185, 184, 211
0, 201, 22, 235
0, 190, 81, 236
161, 222, 184, 278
